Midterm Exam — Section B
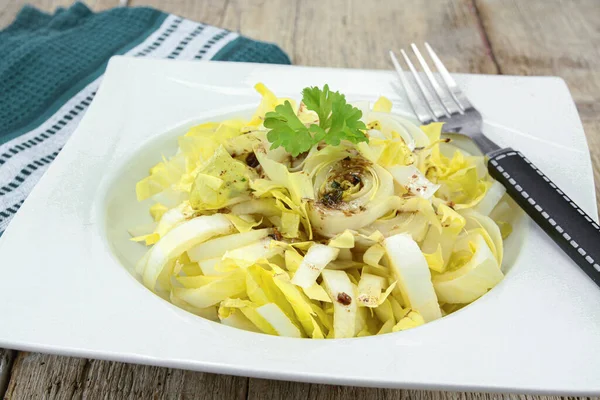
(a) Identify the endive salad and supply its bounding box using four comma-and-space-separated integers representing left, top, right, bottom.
130, 83, 518, 338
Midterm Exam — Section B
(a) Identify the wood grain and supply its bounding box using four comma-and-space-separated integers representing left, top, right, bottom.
1, 0, 599, 399
247, 379, 600, 400
4, 352, 248, 400
291, 0, 498, 72
220, 0, 298, 60
5, 353, 88, 400
128, 0, 228, 26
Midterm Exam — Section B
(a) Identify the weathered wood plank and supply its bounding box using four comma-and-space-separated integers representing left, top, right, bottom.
77, 359, 247, 399
220, 0, 298, 60
4, 353, 88, 400
128, 0, 228, 26
291, 0, 497, 72
475, 0, 600, 210
4, 352, 248, 400
247, 378, 600, 400
212, 0, 497, 73
81, 360, 248, 400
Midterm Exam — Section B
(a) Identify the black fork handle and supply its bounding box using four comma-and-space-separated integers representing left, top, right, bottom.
488, 148, 600, 287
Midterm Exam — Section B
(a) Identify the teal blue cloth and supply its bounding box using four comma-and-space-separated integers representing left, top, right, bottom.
0, 2, 291, 235
0, 2, 291, 141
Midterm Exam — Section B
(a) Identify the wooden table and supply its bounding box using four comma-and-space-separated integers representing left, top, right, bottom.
1, 0, 599, 398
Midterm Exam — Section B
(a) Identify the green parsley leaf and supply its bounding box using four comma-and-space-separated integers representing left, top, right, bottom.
264, 101, 313, 156
325, 91, 367, 146
302, 85, 334, 129
264, 85, 368, 155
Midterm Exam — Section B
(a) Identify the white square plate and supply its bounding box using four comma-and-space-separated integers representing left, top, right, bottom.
1, 57, 599, 395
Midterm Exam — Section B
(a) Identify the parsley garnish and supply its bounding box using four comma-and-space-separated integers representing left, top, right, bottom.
264, 85, 368, 156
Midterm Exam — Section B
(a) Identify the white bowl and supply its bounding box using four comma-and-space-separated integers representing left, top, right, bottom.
0, 57, 599, 395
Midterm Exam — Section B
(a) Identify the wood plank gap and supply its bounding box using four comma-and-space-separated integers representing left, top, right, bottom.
244, 375, 250, 400
0, 349, 17, 399
470, 0, 501, 74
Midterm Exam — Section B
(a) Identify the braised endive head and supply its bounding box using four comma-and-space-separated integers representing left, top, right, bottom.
303, 146, 396, 237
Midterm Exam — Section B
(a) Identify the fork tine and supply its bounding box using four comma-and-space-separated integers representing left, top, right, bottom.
410, 44, 457, 117
389, 50, 434, 124
424, 42, 472, 111
400, 49, 447, 121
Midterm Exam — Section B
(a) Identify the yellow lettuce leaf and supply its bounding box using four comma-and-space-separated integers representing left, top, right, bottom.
248, 83, 296, 127
150, 203, 168, 221
189, 146, 254, 210
220, 298, 278, 335
172, 268, 246, 308
392, 310, 425, 332
373, 96, 393, 113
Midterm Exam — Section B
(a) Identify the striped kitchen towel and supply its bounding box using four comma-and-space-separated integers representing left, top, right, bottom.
0, 2, 291, 235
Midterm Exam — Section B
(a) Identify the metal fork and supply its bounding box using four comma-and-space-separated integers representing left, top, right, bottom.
390, 43, 600, 288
